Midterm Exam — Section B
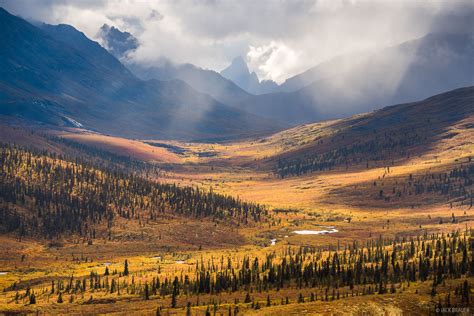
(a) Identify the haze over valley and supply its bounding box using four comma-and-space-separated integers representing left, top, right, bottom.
0, 1, 473, 314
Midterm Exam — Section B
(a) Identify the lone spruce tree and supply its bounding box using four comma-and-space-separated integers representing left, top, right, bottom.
123, 259, 129, 276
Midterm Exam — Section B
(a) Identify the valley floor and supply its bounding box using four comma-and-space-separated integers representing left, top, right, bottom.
0, 118, 473, 314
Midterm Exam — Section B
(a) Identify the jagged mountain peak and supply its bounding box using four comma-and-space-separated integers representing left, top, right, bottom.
221, 56, 252, 82
97, 23, 138, 59
220, 56, 279, 95
228, 56, 250, 73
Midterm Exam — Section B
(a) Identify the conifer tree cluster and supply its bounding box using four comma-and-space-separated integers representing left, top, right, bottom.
8, 230, 473, 310
0, 144, 267, 238
340, 161, 473, 208
276, 129, 425, 177
377, 164, 473, 206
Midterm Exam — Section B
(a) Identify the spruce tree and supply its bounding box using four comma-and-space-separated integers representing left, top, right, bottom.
186, 302, 192, 316
29, 293, 36, 305
123, 260, 129, 276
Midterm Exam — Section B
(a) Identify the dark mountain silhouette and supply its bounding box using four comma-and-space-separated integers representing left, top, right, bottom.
129, 60, 252, 106
96, 23, 138, 59
220, 56, 279, 94
0, 8, 282, 140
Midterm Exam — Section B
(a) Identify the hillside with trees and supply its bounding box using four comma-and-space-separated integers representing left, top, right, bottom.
0, 144, 267, 239
273, 87, 473, 178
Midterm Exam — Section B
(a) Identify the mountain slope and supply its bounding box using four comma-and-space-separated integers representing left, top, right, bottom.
281, 32, 474, 94
268, 86, 474, 177
0, 8, 281, 140
129, 61, 252, 106
232, 90, 320, 125
93, 24, 252, 106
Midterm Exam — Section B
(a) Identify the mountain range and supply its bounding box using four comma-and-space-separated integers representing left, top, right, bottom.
0, 6, 473, 141
106, 24, 473, 126
95, 25, 253, 106
0, 8, 281, 140
128, 61, 252, 107
233, 32, 474, 125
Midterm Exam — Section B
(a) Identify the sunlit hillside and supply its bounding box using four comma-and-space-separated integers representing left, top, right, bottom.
0, 2, 473, 315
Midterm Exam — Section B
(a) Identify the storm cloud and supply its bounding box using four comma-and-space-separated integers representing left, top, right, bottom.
1, 0, 472, 83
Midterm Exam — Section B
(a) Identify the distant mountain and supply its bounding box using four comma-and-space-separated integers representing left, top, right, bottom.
238, 32, 474, 125
278, 52, 361, 93
129, 61, 252, 106
231, 91, 320, 125
96, 23, 138, 59
92, 24, 252, 106
221, 57, 258, 92
220, 56, 279, 95
0, 8, 281, 140
281, 32, 474, 96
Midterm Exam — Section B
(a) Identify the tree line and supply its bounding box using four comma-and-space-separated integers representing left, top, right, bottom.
276, 128, 430, 178
9, 229, 473, 312
0, 143, 267, 239
377, 163, 473, 207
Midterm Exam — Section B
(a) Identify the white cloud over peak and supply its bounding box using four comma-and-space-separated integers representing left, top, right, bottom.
247, 42, 304, 84
1, 0, 472, 83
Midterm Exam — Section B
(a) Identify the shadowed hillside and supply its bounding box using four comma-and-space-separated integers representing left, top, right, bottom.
0, 8, 281, 141
0, 3, 473, 316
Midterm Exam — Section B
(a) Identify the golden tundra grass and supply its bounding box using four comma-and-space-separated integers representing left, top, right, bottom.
0, 116, 472, 314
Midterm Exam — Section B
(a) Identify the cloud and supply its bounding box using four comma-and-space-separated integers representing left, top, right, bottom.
247, 42, 304, 84
1, 0, 472, 82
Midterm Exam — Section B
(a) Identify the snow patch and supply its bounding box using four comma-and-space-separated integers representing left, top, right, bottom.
293, 227, 338, 235
64, 116, 83, 128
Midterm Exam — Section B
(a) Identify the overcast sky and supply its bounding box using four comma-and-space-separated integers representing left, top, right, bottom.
1, 0, 472, 83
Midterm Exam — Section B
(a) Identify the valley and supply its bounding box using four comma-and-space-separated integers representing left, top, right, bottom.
0, 4, 473, 315
1, 88, 473, 315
